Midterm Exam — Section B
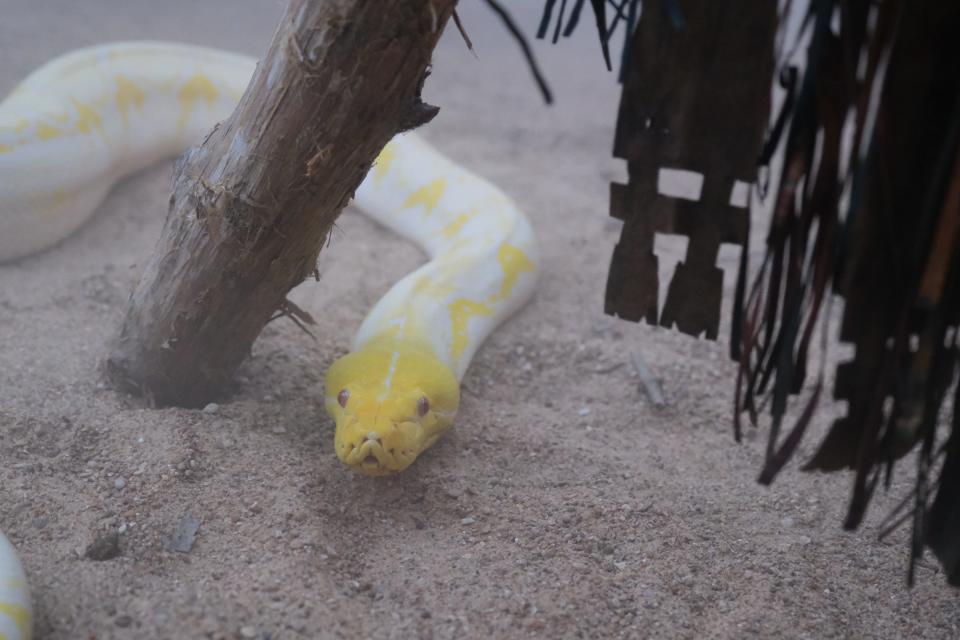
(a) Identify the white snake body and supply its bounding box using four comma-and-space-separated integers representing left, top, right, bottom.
351, 134, 537, 380
0, 531, 30, 640
0, 42, 539, 634
0, 43, 251, 261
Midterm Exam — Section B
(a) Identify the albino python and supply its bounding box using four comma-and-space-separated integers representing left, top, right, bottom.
0, 42, 538, 637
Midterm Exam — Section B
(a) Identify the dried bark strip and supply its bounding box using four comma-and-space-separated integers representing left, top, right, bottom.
107, 0, 456, 406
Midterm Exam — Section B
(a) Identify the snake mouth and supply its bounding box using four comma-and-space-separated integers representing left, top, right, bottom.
360, 454, 385, 473
352, 454, 399, 476
343, 438, 411, 476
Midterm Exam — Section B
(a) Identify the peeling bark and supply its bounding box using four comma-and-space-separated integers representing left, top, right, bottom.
107, 0, 456, 406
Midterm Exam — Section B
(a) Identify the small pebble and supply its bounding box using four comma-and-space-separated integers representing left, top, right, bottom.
114, 477, 126, 490
202, 403, 219, 414
578, 407, 591, 416
239, 626, 257, 638
167, 514, 201, 553
781, 516, 795, 528
461, 516, 476, 526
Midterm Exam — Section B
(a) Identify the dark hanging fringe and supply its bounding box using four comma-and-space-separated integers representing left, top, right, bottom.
616, 0, 641, 82
562, 0, 587, 37
529, 0, 960, 587
538, 0, 642, 79
566, 0, 613, 71
538, 0, 558, 39
735, 0, 960, 587
552, 0, 569, 44
483, 0, 555, 104
663, 0, 685, 30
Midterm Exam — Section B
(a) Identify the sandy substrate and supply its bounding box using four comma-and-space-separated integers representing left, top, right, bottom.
1, 2, 957, 639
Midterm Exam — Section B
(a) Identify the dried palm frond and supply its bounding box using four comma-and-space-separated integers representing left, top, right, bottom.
735, 0, 960, 587
533, 0, 960, 587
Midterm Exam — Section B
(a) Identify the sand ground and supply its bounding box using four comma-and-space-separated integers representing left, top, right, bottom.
1, 2, 957, 639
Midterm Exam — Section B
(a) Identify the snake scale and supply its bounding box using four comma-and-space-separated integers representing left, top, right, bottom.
0, 42, 539, 638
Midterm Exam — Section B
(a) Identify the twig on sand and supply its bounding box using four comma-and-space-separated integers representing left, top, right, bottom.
630, 350, 665, 408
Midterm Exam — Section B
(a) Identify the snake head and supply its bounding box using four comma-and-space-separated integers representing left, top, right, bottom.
324, 342, 459, 476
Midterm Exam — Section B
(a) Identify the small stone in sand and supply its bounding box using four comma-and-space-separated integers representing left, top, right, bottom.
114, 477, 126, 490
167, 514, 201, 553
202, 403, 219, 414
461, 516, 476, 525
239, 626, 257, 638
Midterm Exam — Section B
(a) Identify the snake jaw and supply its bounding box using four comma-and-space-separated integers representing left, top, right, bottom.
337, 419, 422, 475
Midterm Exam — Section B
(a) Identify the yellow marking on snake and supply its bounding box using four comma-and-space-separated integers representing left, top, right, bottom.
71, 98, 102, 134
50, 189, 68, 210
412, 275, 455, 300
402, 178, 446, 213
496, 243, 536, 301
0, 117, 31, 136
440, 212, 471, 239
115, 75, 145, 124
0, 603, 30, 638
177, 72, 219, 130
448, 298, 493, 360
373, 143, 397, 184
34, 122, 62, 140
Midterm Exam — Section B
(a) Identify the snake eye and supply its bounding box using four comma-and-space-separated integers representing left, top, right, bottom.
337, 389, 349, 408
417, 396, 430, 417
